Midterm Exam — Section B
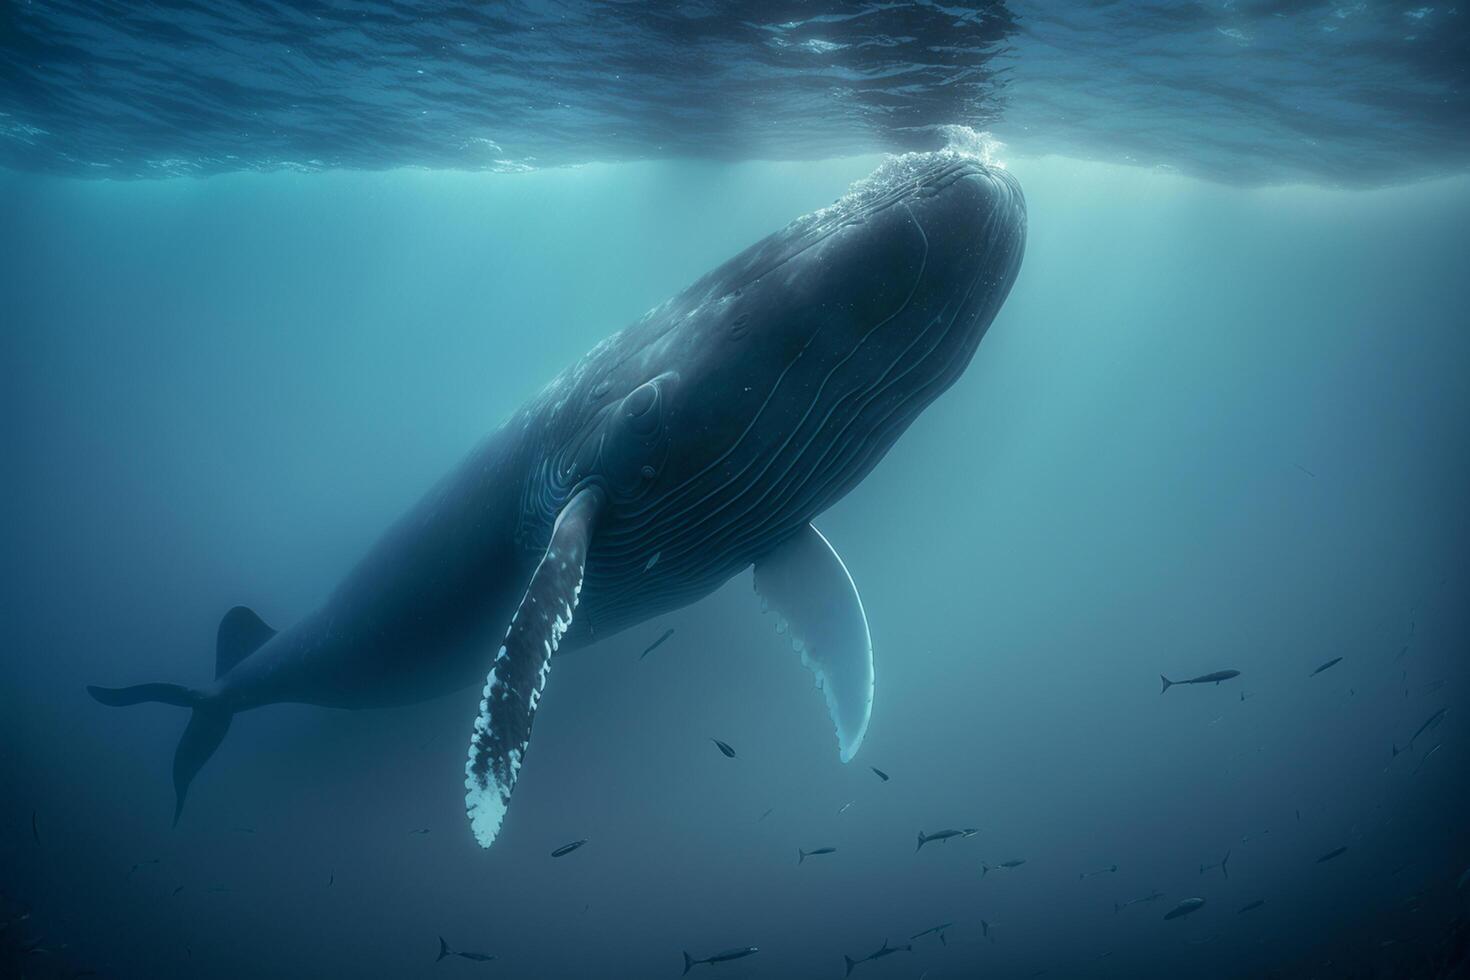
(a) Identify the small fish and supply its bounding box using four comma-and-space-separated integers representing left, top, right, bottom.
683, 946, 758, 974
409, 828, 430, 835
1238, 899, 1265, 913
437, 936, 495, 963
870, 767, 890, 782
798, 847, 836, 865
231, 826, 256, 834
837, 800, 856, 815
639, 628, 674, 660
981, 918, 993, 937
327, 872, 334, 887
171, 886, 184, 897
1160, 669, 1240, 693
1395, 707, 1448, 757
1310, 657, 1343, 676
981, 859, 1026, 878
1163, 897, 1205, 920
909, 922, 953, 945
1456, 866, 1469, 891
916, 828, 978, 851
1114, 889, 1164, 913
643, 551, 661, 572
1316, 845, 1348, 863
756, 808, 773, 823
1199, 850, 1231, 879
1079, 864, 1118, 880
710, 738, 737, 759
843, 939, 911, 976
1239, 691, 1251, 702
1411, 742, 1442, 775
551, 838, 589, 858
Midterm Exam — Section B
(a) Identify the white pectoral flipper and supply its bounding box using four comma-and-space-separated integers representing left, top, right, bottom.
464, 485, 605, 848
753, 523, 873, 763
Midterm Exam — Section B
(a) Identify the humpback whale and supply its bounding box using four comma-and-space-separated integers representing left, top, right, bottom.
88, 147, 1026, 848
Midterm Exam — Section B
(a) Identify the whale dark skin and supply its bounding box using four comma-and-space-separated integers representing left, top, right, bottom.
87, 149, 1027, 847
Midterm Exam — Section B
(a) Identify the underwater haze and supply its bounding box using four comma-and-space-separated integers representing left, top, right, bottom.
4, 4, 1470, 980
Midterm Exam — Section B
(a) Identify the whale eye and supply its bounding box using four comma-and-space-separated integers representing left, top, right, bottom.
624, 382, 657, 417
622, 381, 662, 436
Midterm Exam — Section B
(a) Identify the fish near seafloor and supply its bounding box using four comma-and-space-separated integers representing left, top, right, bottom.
436, 937, 495, 963
917, 829, 979, 851
844, 940, 912, 975
1164, 898, 1206, 920
1160, 670, 1241, 692
1394, 707, 1448, 757
683, 947, 759, 974
85, 148, 1026, 848
981, 859, 1027, 878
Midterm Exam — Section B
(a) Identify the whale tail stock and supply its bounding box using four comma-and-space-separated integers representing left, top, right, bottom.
86, 605, 276, 826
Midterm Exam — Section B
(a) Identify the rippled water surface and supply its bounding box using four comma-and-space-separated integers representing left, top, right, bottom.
3, 0, 1467, 183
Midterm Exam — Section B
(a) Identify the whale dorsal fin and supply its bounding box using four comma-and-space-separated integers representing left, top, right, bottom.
464, 485, 605, 848
753, 524, 873, 763
215, 606, 276, 679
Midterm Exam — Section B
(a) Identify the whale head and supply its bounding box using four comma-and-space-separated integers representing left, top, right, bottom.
528, 149, 1025, 633
648, 147, 1028, 508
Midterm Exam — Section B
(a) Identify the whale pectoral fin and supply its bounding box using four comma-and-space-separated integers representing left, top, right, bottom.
753, 523, 873, 763
464, 485, 605, 848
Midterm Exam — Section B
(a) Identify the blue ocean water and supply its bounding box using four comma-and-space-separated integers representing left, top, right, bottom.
3, 4, 1470, 980
3, 1, 1467, 184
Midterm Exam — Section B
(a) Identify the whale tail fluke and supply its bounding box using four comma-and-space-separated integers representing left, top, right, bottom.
437, 937, 453, 962
682, 951, 694, 975
172, 702, 232, 826
86, 606, 275, 827
86, 683, 197, 707
1160, 674, 1174, 694
87, 682, 232, 827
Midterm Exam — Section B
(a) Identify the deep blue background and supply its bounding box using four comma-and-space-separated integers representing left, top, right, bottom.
3, 155, 1469, 978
